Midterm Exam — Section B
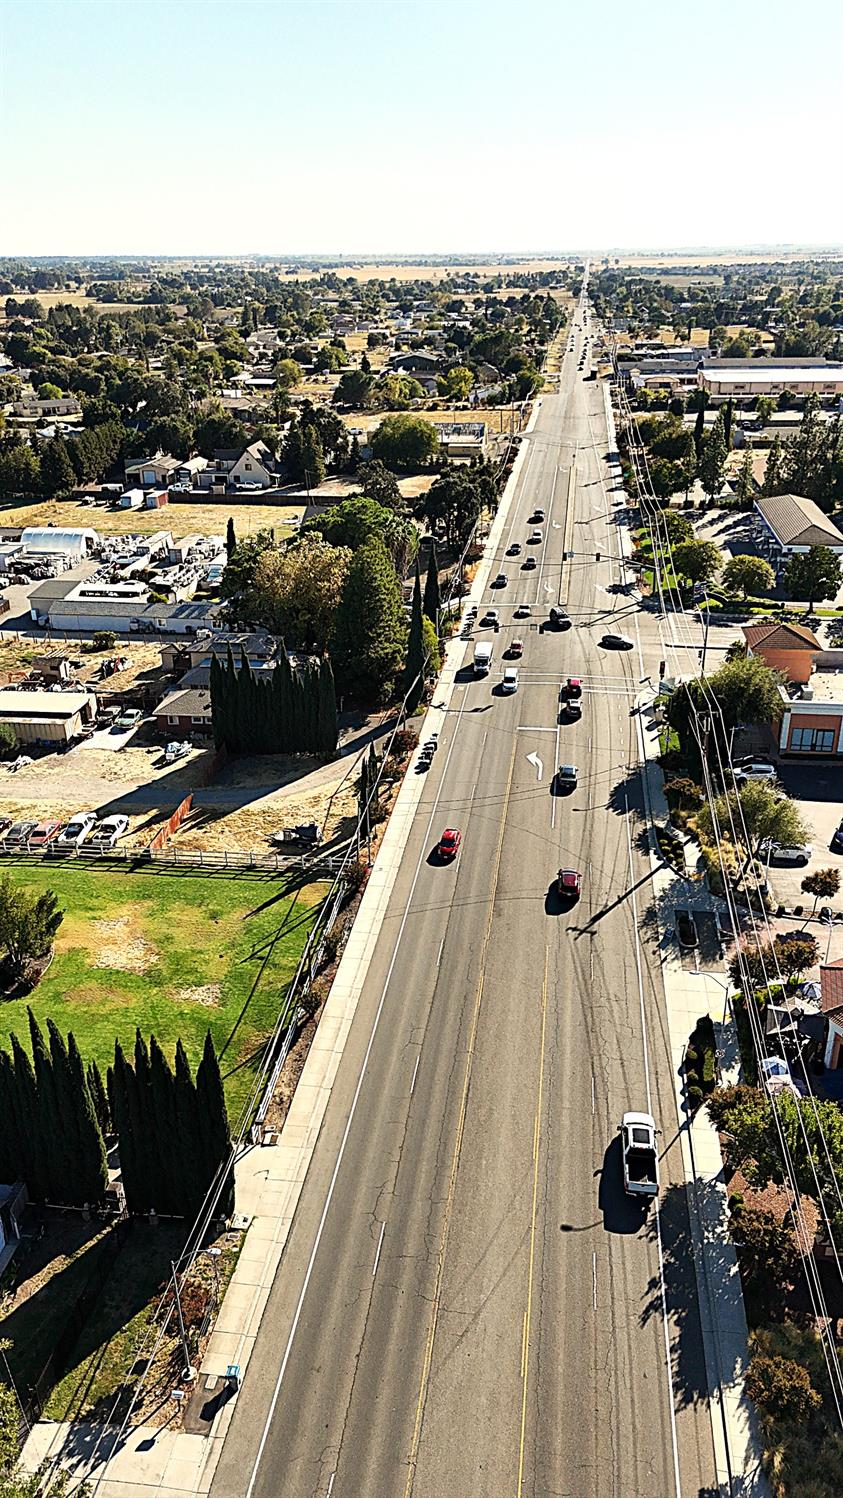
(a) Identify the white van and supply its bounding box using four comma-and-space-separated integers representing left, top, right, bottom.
502, 667, 519, 693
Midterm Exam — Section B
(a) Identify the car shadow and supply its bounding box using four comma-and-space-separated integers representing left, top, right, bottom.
545, 881, 578, 915
597, 1136, 649, 1235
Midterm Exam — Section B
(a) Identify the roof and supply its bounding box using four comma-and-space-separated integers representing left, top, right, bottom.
20, 526, 97, 549
743, 620, 821, 653
125, 453, 180, 473
755, 494, 843, 549
153, 687, 211, 719
0, 688, 94, 719
702, 365, 843, 386
821, 959, 843, 1016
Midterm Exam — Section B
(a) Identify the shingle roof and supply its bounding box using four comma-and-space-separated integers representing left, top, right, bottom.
743, 620, 821, 653
153, 687, 211, 719
821, 959, 843, 1016
755, 494, 843, 549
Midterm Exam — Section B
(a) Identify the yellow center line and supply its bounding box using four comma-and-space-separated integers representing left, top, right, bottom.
403, 736, 519, 1498
517, 946, 549, 1497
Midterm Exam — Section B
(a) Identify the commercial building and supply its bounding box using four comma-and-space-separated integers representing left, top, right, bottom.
699, 359, 843, 400
0, 686, 97, 745
743, 620, 843, 757
19, 527, 98, 559
29, 577, 224, 636
743, 620, 821, 688
431, 422, 487, 458
754, 494, 843, 557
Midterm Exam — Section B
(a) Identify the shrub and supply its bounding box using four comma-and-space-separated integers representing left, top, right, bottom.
687, 1084, 703, 1109
92, 629, 117, 651
684, 1015, 716, 1107
389, 728, 416, 759
343, 859, 368, 896
0, 722, 17, 760
746, 1353, 821, 1423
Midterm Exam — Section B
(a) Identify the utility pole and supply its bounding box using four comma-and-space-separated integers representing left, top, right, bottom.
171, 1262, 195, 1382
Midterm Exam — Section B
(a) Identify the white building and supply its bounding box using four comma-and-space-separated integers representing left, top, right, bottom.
19, 526, 98, 559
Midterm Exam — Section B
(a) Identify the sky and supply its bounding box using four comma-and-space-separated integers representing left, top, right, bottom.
3, 0, 842, 257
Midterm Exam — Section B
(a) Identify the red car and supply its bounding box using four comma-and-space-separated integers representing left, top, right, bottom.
557, 868, 581, 901
28, 820, 62, 850
438, 827, 462, 861
509, 639, 524, 659
566, 677, 582, 699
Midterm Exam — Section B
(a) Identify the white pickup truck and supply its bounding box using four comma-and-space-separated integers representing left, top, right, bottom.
620, 1112, 659, 1199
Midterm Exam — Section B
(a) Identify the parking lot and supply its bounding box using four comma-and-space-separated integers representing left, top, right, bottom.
770, 761, 843, 914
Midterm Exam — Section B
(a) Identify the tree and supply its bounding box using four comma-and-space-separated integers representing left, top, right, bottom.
440, 366, 474, 401
671, 538, 721, 587
225, 517, 237, 560
332, 536, 408, 700
781, 391, 824, 496
692, 401, 707, 465
722, 398, 734, 450
422, 542, 440, 629
746, 1354, 821, 1424
0, 874, 64, 980
668, 654, 786, 768
700, 412, 727, 500
404, 561, 425, 712
756, 395, 775, 424
357, 457, 400, 509
421, 615, 440, 678
302, 496, 417, 575
371, 414, 439, 471
733, 449, 755, 503
347, 433, 360, 473
785, 546, 843, 610
728, 1202, 799, 1313
697, 780, 809, 869
657, 508, 693, 544
300, 423, 325, 489
710, 1084, 843, 1238
250, 536, 351, 647
774, 931, 819, 979
801, 867, 841, 914
0, 442, 41, 499
194, 408, 247, 458
274, 358, 302, 391
0, 724, 17, 760
40, 438, 76, 498
334, 369, 373, 408
419, 463, 496, 550
762, 434, 784, 497
86, 1058, 111, 1136
195, 1031, 234, 1219
721, 554, 775, 601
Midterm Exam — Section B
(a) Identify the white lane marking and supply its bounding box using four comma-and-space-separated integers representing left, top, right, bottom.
436, 937, 445, 967
372, 1221, 385, 1278
243, 687, 472, 1498
327, 1473, 336, 1497
526, 751, 543, 781
623, 795, 682, 1498
591, 1074, 595, 1115
592, 1252, 597, 1311
551, 716, 561, 830
516, 725, 557, 732
410, 1055, 420, 1095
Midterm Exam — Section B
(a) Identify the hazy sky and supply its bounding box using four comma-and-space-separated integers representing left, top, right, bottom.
3, 0, 842, 256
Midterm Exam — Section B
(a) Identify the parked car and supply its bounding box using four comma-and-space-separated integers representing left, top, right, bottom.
28, 820, 62, 850
761, 838, 813, 866
601, 632, 634, 650
619, 1112, 659, 1199
437, 827, 462, 861
88, 814, 129, 849
732, 761, 778, 783
676, 911, 698, 949
56, 811, 97, 848
113, 709, 143, 733
832, 820, 843, 852
3, 819, 38, 849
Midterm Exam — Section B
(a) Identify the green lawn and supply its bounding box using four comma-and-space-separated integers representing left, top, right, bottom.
0, 863, 326, 1121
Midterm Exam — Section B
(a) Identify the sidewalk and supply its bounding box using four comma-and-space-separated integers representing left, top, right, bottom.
635, 695, 770, 1496
21, 413, 543, 1497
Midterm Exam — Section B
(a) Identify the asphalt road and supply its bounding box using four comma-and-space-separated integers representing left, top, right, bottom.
212, 299, 718, 1498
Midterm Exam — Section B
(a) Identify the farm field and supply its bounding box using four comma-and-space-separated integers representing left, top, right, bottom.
285, 258, 573, 282
0, 495, 303, 539
0, 862, 326, 1120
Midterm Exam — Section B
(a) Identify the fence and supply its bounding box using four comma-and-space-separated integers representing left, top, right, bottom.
148, 793, 193, 853
29, 845, 347, 875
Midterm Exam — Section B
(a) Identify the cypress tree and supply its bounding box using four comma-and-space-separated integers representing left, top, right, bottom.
112, 1040, 144, 1213
106, 1063, 117, 1137
196, 1032, 234, 1220
236, 649, 255, 755
422, 542, 441, 630
272, 653, 292, 753
723, 397, 733, 451
46, 1019, 86, 1205
29, 1010, 66, 1201
225, 517, 237, 560
149, 1035, 179, 1215
134, 1030, 156, 1211
367, 743, 380, 823
291, 668, 306, 754
317, 658, 338, 754
693, 402, 706, 465
210, 653, 225, 750
404, 559, 425, 712
358, 750, 369, 839
10, 1033, 45, 1198
173, 1039, 201, 1218
223, 645, 238, 751
302, 664, 319, 755
88, 1059, 111, 1137
66, 1031, 108, 1204
0, 1049, 24, 1184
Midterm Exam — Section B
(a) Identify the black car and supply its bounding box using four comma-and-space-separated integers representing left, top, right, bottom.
832, 820, 843, 852
549, 607, 571, 629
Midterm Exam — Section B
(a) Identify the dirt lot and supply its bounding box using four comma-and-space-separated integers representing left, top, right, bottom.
338, 405, 526, 436
0, 497, 304, 539
0, 638, 167, 693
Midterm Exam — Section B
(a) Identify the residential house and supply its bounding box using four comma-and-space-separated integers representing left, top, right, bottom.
199, 441, 278, 491
387, 351, 442, 376
154, 631, 286, 736
11, 395, 82, 419
174, 455, 209, 487
754, 494, 843, 557
124, 453, 181, 489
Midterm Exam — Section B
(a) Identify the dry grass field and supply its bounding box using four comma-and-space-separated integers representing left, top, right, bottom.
0, 495, 303, 538
286, 258, 573, 283
338, 405, 525, 436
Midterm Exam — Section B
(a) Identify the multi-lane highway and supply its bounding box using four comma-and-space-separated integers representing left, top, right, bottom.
213, 298, 718, 1497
